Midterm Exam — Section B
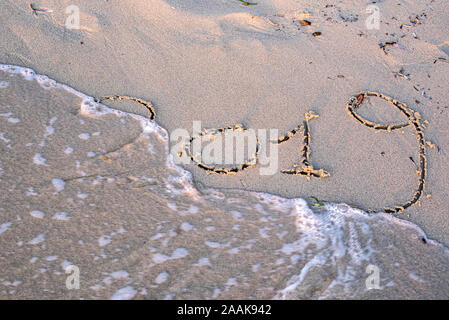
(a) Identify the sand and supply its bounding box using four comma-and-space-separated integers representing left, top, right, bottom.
0, 0, 448, 299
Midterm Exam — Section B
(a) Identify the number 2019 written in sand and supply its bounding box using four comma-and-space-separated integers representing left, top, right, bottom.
99, 92, 430, 214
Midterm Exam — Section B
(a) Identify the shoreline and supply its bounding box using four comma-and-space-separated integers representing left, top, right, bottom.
1, 0, 448, 299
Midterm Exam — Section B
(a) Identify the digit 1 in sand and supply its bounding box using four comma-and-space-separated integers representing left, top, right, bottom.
281, 111, 330, 180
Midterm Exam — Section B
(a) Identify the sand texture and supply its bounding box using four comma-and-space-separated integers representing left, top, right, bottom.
0, 0, 448, 299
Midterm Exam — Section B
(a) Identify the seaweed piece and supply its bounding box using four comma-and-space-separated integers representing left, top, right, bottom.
237, 0, 257, 6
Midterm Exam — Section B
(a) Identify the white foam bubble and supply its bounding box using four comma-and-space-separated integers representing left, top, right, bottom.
153, 248, 189, 264
205, 241, 222, 248
195, 258, 211, 267
111, 270, 129, 280
46, 256, 58, 261
0, 112, 20, 124
171, 248, 189, 259
30, 210, 45, 219
98, 235, 112, 247
52, 178, 65, 193
180, 222, 194, 232
153, 253, 170, 264
0, 132, 10, 143
78, 133, 90, 140
110, 286, 137, 300
28, 233, 45, 245
26, 187, 37, 196
33, 153, 47, 166
155, 272, 169, 284
52, 212, 70, 221
0, 222, 12, 235
8, 118, 20, 123
44, 126, 54, 137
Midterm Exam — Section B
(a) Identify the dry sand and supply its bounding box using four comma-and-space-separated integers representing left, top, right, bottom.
0, 0, 448, 299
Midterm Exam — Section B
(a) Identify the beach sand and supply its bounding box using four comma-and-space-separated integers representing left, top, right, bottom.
0, 0, 448, 299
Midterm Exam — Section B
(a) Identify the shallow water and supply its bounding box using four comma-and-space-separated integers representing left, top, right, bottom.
0, 64, 448, 299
